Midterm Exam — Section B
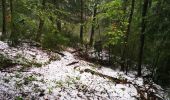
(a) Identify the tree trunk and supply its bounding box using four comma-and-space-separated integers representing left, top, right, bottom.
36, 0, 46, 42
120, 0, 128, 71
148, 0, 152, 8
138, 0, 149, 77
89, 4, 97, 46
150, 0, 163, 78
9, 0, 17, 46
10, 0, 14, 35
57, 21, 61, 32
151, 33, 168, 79
80, 0, 84, 42
1, 0, 6, 38
54, 0, 61, 32
121, 0, 135, 72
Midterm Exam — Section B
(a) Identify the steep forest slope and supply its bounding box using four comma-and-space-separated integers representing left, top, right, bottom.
0, 41, 166, 100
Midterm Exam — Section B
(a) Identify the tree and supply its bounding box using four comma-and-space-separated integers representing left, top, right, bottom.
89, 3, 97, 46
1, 0, 6, 39
53, 0, 61, 32
36, 0, 46, 42
121, 0, 135, 72
80, 0, 84, 42
137, 0, 149, 77
10, 0, 14, 36
9, 0, 17, 46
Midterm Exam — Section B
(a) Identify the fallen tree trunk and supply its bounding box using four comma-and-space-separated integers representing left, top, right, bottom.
66, 61, 79, 66
81, 69, 131, 84
53, 50, 65, 57
0, 70, 30, 73
80, 68, 164, 100
71, 49, 83, 54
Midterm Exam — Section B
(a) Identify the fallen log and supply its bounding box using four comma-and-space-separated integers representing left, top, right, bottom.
66, 61, 79, 66
0, 70, 30, 73
81, 68, 164, 100
71, 49, 83, 54
81, 69, 131, 84
53, 50, 65, 57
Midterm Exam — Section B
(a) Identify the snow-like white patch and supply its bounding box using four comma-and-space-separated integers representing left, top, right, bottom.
0, 41, 53, 65
0, 41, 9, 50
0, 41, 166, 100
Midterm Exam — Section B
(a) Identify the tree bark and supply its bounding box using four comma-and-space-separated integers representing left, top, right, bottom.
54, 0, 61, 32
36, 0, 46, 42
10, 0, 14, 35
121, 0, 135, 72
89, 4, 97, 46
80, 0, 84, 42
1, 0, 6, 38
138, 0, 149, 77
9, 0, 17, 46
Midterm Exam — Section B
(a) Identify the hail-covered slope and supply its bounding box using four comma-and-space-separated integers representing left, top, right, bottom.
0, 41, 163, 100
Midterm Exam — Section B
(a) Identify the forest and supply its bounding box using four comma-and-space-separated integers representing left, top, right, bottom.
0, 0, 170, 100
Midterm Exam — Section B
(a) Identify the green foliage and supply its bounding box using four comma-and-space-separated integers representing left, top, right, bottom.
104, 27, 124, 47
15, 96, 23, 100
23, 75, 37, 85
41, 31, 69, 50
142, 0, 170, 86
99, 0, 123, 19
153, 55, 170, 87
48, 87, 53, 94
95, 0, 127, 49
97, 0, 125, 27
55, 81, 63, 87
0, 54, 14, 68
15, 80, 23, 88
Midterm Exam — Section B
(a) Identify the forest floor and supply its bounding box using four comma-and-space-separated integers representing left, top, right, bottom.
0, 41, 166, 100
